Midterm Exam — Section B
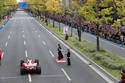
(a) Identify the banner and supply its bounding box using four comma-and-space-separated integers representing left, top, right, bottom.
63, 25, 69, 34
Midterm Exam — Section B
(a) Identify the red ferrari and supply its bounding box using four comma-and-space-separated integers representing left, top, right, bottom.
20, 58, 41, 75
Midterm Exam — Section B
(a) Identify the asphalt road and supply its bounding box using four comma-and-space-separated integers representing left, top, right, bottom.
0, 11, 109, 83
50, 19, 125, 58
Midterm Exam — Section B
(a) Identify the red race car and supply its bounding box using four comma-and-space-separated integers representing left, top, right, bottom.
20, 58, 41, 75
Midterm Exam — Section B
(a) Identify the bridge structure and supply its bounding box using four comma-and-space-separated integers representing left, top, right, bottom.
18, 2, 28, 8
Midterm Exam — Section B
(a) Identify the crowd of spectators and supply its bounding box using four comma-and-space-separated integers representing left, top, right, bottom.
84, 23, 125, 44
31, 9, 125, 45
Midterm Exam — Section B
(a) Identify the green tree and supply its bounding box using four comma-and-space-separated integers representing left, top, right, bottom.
45, 0, 61, 27
0, 0, 17, 19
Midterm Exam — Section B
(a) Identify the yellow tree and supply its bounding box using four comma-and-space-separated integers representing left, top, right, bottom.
25, 0, 35, 11
37, 0, 47, 12
46, 0, 60, 12
25, 0, 47, 15
0, 0, 17, 17
45, 0, 61, 27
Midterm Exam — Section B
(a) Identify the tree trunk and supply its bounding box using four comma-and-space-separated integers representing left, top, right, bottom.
59, 21, 61, 31
53, 12, 55, 27
77, 26, 81, 42
70, 24, 72, 37
53, 20, 55, 27
96, 24, 100, 51
78, 16, 82, 42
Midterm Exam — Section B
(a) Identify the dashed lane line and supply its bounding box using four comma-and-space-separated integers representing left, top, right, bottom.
38, 35, 40, 38
22, 35, 25, 38
2, 52, 4, 59
28, 74, 32, 82
42, 41, 46, 45
61, 68, 71, 81
24, 41, 26, 45
25, 50, 28, 58
49, 50, 55, 57
8, 35, 10, 39
5, 42, 8, 47
25, 50, 32, 82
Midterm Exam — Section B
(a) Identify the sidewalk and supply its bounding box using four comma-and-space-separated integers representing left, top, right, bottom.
49, 19, 125, 58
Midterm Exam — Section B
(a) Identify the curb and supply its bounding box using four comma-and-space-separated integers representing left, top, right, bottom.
0, 19, 9, 30
40, 22, 119, 83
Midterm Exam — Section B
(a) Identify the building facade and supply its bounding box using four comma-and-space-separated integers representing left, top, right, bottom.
60, 0, 72, 9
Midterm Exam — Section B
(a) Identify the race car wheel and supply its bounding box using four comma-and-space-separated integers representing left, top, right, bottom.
20, 60, 24, 66
35, 59, 39, 65
20, 67, 25, 75
36, 66, 41, 74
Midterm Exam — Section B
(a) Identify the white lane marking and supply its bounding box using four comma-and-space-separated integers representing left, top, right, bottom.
89, 65, 113, 83
5, 42, 8, 47
10, 32, 12, 34
38, 35, 40, 38
24, 41, 26, 45
35, 20, 115, 82
8, 35, 10, 39
42, 41, 46, 45
25, 50, 28, 57
2, 52, 4, 59
22, 35, 25, 38
28, 74, 32, 82
22, 31, 24, 33
49, 50, 55, 57
35, 31, 37, 33
70, 49, 89, 64
61, 68, 71, 81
